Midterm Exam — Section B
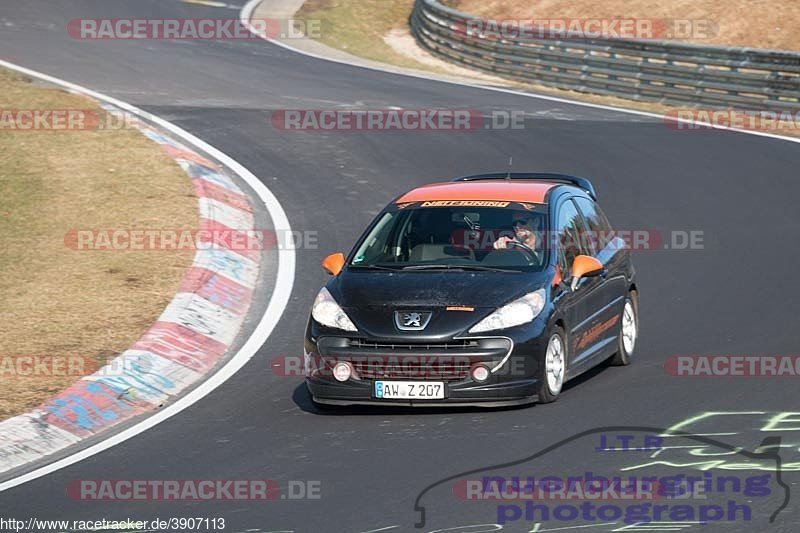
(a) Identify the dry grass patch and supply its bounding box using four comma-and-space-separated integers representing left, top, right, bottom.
298, 0, 431, 68
450, 0, 800, 50
0, 67, 197, 418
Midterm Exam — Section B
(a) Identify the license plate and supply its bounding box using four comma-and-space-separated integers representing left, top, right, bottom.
374, 381, 445, 400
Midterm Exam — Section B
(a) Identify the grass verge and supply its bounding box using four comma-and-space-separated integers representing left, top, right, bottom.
0, 67, 197, 419
298, 0, 429, 69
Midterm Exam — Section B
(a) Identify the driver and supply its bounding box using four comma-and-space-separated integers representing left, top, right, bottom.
493, 211, 541, 251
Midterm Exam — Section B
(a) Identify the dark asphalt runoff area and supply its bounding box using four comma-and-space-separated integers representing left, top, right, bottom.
0, 1, 798, 532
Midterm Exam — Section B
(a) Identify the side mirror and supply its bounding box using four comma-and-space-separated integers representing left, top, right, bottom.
570, 255, 604, 291
322, 252, 346, 276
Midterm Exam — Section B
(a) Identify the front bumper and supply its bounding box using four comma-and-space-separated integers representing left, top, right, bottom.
304, 319, 549, 407
307, 379, 540, 407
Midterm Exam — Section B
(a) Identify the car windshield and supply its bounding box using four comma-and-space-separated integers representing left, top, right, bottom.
350, 203, 549, 272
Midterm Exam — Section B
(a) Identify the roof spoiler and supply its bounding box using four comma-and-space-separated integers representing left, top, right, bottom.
452, 172, 597, 200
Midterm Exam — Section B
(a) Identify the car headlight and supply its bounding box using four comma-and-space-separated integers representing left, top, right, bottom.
469, 289, 546, 333
312, 287, 358, 332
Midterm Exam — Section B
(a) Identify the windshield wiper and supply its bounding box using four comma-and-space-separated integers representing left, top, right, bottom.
401, 264, 520, 273
350, 264, 405, 272
458, 265, 522, 273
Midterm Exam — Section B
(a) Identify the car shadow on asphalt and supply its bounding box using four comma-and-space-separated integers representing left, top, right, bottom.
292, 362, 612, 415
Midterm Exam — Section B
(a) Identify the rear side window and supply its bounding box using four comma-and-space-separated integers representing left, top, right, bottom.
573, 197, 615, 253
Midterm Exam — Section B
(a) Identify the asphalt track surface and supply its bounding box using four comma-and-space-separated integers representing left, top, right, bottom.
1, 1, 799, 532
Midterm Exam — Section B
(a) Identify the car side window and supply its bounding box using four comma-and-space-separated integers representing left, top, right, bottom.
573, 197, 615, 253
555, 198, 590, 275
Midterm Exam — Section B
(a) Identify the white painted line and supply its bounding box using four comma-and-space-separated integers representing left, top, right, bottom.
530, 522, 618, 532
614, 526, 692, 531
0, 58, 295, 492
240, 0, 800, 146
181, 0, 239, 8
613, 523, 700, 532
657, 434, 738, 437
182, 0, 226, 6
614, 526, 681, 531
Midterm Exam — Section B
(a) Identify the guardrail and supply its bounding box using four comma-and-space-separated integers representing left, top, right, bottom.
410, 0, 800, 111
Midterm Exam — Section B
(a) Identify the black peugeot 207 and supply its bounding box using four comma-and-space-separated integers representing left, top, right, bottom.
304, 173, 638, 407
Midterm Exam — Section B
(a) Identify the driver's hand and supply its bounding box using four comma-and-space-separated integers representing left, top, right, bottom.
493, 236, 514, 250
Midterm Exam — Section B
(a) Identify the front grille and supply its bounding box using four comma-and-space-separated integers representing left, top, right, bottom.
346, 339, 480, 351
350, 358, 473, 380
315, 337, 513, 381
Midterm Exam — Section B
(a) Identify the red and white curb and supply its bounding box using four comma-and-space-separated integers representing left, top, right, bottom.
0, 94, 281, 478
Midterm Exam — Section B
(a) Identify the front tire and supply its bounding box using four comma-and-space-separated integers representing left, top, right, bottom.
538, 327, 567, 403
609, 291, 638, 366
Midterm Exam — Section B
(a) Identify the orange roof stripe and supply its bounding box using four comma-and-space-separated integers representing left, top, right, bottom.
396, 181, 558, 204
